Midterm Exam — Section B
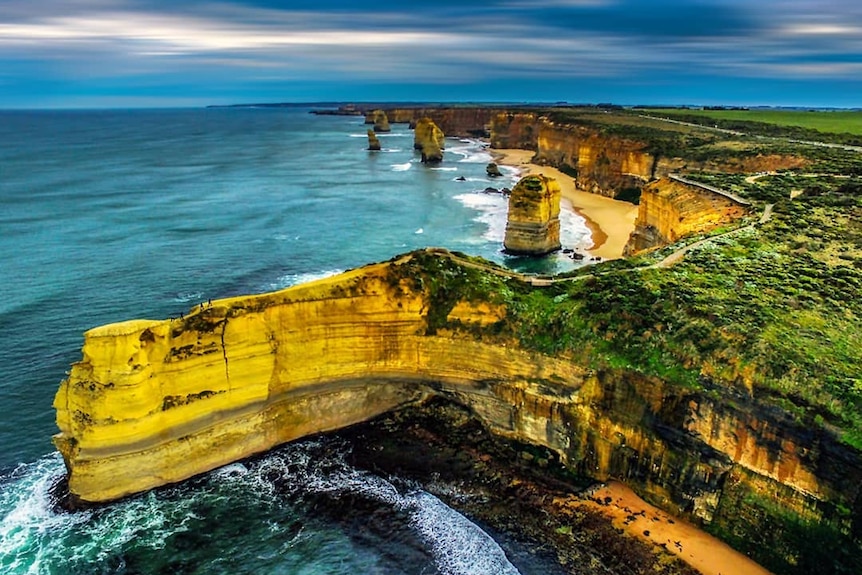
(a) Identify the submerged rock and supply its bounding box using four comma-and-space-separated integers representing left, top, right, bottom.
503, 174, 562, 256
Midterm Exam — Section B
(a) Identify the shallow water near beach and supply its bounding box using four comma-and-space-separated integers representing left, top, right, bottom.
0, 107, 592, 573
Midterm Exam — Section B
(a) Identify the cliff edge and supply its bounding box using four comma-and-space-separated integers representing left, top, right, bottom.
625, 176, 752, 254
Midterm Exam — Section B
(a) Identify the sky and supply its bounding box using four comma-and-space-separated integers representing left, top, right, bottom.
1, 0, 861, 108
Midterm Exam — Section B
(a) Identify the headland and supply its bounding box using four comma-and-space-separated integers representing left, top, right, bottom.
54, 104, 862, 575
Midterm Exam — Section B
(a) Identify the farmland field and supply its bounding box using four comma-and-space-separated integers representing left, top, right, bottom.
639, 108, 862, 136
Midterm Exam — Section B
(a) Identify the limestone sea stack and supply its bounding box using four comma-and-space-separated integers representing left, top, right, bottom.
367, 129, 381, 151
413, 117, 445, 163
369, 109, 391, 133
503, 174, 562, 255
486, 162, 503, 177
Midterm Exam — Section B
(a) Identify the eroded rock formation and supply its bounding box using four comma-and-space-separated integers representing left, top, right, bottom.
367, 129, 381, 151
367, 109, 391, 133
413, 117, 445, 163
53, 249, 862, 574
489, 112, 808, 200
624, 176, 752, 254
503, 174, 562, 255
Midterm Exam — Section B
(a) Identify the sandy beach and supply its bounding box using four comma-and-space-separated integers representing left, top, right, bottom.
493, 149, 639, 260
573, 481, 774, 575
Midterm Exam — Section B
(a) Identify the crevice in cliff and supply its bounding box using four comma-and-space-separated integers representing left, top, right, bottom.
220, 318, 230, 388
650, 154, 661, 180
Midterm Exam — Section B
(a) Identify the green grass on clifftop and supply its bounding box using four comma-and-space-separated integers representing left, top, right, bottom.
404, 172, 862, 450
645, 108, 862, 135
638, 108, 862, 145
507, 172, 862, 447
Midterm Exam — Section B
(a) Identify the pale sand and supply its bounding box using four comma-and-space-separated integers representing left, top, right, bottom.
574, 481, 774, 575
492, 149, 639, 260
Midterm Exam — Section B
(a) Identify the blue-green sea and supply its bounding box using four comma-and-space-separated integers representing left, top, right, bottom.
0, 107, 592, 574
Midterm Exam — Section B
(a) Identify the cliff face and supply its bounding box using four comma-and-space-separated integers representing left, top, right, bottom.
504, 174, 562, 255
624, 176, 751, 254
385, 107, 496, 138
490, 113, 652, 198
489, 112, 540, 150
488, 113, 807, 200
413, 117, 445, 163
54, 249, 861, 569
537, 122, 655, 198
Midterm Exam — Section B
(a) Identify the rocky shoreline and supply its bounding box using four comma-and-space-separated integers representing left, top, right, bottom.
333, 397, 703, 575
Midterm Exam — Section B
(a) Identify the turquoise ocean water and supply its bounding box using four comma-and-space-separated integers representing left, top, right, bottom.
0, 107, 591, 574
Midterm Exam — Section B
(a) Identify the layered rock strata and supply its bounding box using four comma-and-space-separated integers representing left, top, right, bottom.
54, 249, 861, 571
490, 113, 807, 199
503, 174, 562, 255
624, 176, 752, 254
385, 107, 497, 138
413, 117, 445, 163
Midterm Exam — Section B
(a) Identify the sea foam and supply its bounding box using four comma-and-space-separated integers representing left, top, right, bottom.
267, 269, 344, 291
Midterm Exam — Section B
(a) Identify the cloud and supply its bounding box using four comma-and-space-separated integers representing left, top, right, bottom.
0, 0, 861, 106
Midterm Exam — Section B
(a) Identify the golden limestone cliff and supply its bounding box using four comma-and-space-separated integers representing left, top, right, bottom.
413, 117, 445, 163
624, 176, 752, 254
385, 107, 496, 138
504, 174, 562, 255
489, 112, 807, 199
54, 250, 861, 519
54, 249, 862, 572
54, 251, 551, 503
490, 113, 652, 197
489, 111, 540, 150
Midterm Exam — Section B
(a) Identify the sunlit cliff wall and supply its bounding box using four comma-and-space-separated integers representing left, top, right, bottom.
55, 250, 861, 559
624, 176, 752, 254
380, 108, 499, 138
488, 113, 807, 200
490, 113, 653, 198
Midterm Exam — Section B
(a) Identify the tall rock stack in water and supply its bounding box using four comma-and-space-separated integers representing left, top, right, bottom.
367, 129, 381, 151
504, 174, 562, 255
367, 109, 391, 133
413, 117, 445, 163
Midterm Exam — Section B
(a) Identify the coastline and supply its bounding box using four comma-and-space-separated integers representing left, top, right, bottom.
343, 397, 775, 575
486, 151, 774, 574
492, 149, 638, 260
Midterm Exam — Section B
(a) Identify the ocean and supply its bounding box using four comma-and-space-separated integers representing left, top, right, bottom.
0, 107, 592, 574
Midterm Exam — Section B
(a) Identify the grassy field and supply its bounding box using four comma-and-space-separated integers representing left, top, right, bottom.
640, 108, 862, 136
